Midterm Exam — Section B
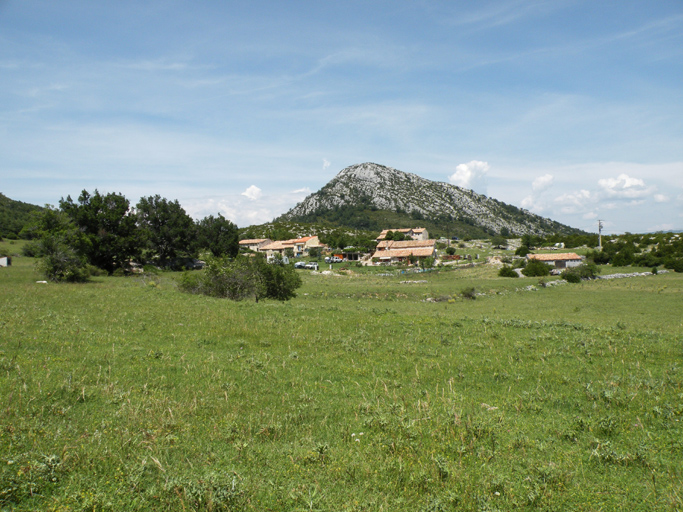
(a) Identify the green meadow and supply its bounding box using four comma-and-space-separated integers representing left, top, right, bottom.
1, 250, 682, 511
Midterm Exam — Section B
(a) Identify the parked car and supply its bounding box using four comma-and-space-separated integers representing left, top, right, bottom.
324, 256, 343, 263
304, 262, 319, 270
294, 261, 307, 269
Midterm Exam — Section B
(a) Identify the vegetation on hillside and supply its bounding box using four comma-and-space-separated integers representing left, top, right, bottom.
0, 193, 44, 239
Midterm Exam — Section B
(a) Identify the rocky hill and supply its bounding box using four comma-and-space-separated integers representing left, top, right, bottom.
278, 163, 582, 237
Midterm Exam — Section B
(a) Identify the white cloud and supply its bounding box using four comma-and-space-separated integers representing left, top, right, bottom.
654, 194, 669, 203
184, 187, 312, 227
323, 159, 331, 171
291, 187, 311, 195
448, 160, 489, 193
597, 173, 653, 199
554, 189, 593, 213
521, 173, 555, 212
532, 173, 554, 192
241, 185, 263, 201
583, 211, 598, 220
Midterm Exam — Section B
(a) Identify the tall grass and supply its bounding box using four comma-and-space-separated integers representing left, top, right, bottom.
1, 254, 682, 510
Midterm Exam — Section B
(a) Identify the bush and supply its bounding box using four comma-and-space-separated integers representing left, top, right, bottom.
562, 271, 581, 283
445, 247, 456, 256
179, 255, 302, 302
515, 245, 531, 257
498, 265, 518, 278
21, 241, 42, 257
561, 262, 600, 283
522, 259, 550, 277
671, 259, 683, 273
461, 287, 477, 300
37, 236, 89, 283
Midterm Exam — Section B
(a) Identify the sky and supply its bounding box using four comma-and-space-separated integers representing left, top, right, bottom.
1, 0, 682, 234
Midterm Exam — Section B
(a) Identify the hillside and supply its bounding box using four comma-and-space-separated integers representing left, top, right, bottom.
278, 163, 584, 238
0, 193, 44, 239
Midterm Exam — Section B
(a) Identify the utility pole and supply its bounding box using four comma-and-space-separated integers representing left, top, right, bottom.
598, 220, 603, 250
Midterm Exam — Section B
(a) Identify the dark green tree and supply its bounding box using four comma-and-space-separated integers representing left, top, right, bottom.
522, 258, 550, 277
136, 195, 196, 264
491, 235, 507, 249
60, 190, 141, 273
196, 214, 238, 258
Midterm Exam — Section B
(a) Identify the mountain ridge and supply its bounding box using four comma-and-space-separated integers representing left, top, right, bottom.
278, 162, 583, 237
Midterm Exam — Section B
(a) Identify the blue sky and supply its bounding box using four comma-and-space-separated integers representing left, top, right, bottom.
1, 0, 682, 233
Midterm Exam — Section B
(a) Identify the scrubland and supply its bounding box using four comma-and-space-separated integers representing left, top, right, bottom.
1, 252, 682, 511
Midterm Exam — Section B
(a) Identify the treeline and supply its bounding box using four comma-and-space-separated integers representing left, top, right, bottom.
587, 233, 683, 271
23, 189, 239, 280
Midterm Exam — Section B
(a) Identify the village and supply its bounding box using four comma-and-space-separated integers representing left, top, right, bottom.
237, 227, 585, 272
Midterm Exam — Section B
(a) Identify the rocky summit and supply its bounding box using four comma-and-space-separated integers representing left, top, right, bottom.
280, 163, 581, 236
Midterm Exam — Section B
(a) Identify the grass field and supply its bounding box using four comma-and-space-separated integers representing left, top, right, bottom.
1, 249, 682, 511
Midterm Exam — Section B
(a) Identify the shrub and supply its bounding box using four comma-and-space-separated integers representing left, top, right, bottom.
21, 241, 42, 257
37, 236, 89, 283
498, 265, 518, 278
515, 245, 531, 257
461, 287, 477, 300
522, 259, 550, 277
180, 255, 302, 302
561, 262, 600, 283
562, 271, 581, 283
445, 247, 456, 256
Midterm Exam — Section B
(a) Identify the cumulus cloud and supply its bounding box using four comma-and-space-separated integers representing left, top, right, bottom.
583, 211, 598, 220
323, 159, 331, 171
654, 194, 669, 203
448, 160, 489, 193
241, 185, 263, 201
598, 174, 653, 199
183, 187, 312, 227
532, 174, 554, 192
554, 189, 593, 214
521, 173, 555, 212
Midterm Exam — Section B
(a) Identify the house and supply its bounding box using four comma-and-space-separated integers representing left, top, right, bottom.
259, 240, 295, 259
526, 252, 583, 269
239, 238, 272, 252
376, 227, 429, 242
290, 236, 322, 257
259, 236, 322, 258
371, 239, 436, 264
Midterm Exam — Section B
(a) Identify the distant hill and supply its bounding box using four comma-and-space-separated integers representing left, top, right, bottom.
277, 163, 585, 238
0, 193, 44, 239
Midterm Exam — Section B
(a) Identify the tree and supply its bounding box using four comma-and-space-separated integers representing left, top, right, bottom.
522, 259, 550, 277
60, 190, 141, 273
515, 245, 531, 257
26, 207, 89, 282
196, 214, 239, 258
136, 195, 196, 264
491, 235, 507, 249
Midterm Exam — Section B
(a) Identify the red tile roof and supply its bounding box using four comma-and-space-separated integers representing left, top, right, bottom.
527, 253, 582, 261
